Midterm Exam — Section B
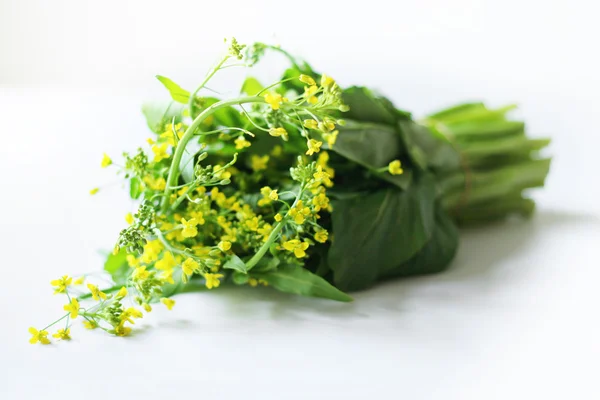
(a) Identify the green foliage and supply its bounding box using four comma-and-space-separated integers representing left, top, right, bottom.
103, 248, 129, 285
141, 101, 184, 133
223, 255, 248, 274
156, 75, 190, 104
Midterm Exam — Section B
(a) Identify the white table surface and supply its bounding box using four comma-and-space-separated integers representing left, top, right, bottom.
0, 90, 598, 399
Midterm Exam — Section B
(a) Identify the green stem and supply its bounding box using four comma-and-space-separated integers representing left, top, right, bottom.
188, 55, 231, 117
245, 187, 304, 270
160, 96, 265, 212
42, 313, 70, 331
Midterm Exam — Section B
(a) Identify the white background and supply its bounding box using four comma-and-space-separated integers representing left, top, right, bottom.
1, 0, 599, 399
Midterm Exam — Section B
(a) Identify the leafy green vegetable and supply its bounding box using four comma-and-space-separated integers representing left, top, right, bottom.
141, 101, 184, 133
103, 249, 129, 285
223, 255, 248, 274
156, 75, 190, 104
241, 77, 264, 95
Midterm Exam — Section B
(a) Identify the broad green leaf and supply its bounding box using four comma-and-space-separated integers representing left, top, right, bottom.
398, 121, 461, 171
103, 248, 129, 285
223, 255, 248, 274
341, 86, 406, 125
129, 177, 142, 199
333, 122, 412, 189
241, 77, 264, 95
156, 75, 190, 104
232, 271, 250, 285
253, 265, 353, 302
141, 101, 184, 133
381, 205, 459, 278
328, 173, 437, 291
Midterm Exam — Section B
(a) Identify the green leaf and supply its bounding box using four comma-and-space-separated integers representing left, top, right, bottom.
333, 122, 412, 189
341, 86, 407, 125
162, 269, 185, 297
241, 77, 264, 95
156, 75, 190, 104
103, 248, 129, 285
381, 205, 459, 278
194, 97, 243, 127
232, 271, 250, 285
179, 138, 203, 183
328, 173, 437, 291
141, 101, 184, 133
129, 177, 142, 199
398, 121, 461, 171
254, 265, 353, 302
223, 255, 248, 274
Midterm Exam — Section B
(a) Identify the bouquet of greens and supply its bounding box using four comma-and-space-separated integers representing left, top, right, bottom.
29, 39, 550, 344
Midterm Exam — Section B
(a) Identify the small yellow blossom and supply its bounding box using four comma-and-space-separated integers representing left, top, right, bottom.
248, 278, 258, 287
264, 92, 284, 110
182, 257, 199, 276
126, 254, 140, 268
132, 266, 151, 280
143, 175, 167, 191
101, 153, 112, 168
89, 187, 100, 195
161, 297, 176, 310
245, 217, 259, 231
322, 130, 339, 147
116, 286, 128, 298
218, 240, 232, 252
73, 276, 85, 285
50, 275, 72, 294
155, 251, 177, 271
204, 273, 224, 289
28, 327, 50, 345
299, 74, 316, 86
321, 74, 335, 88
83, 320, 98, 330
251, 154, 269, 171
388, 160, 404, 175
152, 143, 170, 162
87, 283, 107, 301
314, 230, 329, 243
282, 239, 310, 258
146, 137, 155, 145
274, 213, 283, 222
234, 135, 251, 149
63, 298, 80, 319
143, 303, 152, 312
257, 223, 272, 241
115, 325, 132, 336
160, 123, 184, 146
268, 127, 289, 141
303, 119, 319, 129
304, 85, 318, 104
312, 193, 330, 212
121, 307, 143, 325
306, 139, 323, 156
289, 200, 311, 224
313, 165, 331, 184
160, 269, 175, 284
52, 328, 71, 341
181, 217, 199, 238
125, 212, 134, 225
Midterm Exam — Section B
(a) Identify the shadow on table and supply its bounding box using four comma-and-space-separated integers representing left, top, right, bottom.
207, 209, 600, 320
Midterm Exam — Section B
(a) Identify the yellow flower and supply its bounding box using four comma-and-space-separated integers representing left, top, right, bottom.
28, 327, 50, 345
126, 254, 140, 268
160, 123, 184, 146
161, 297, 176, 310
306, 139, 322, 156
182, 257, 199, 276
204, 273, 224, 289
115, 325, 132, 336
155, 251, 177, 271
388, 160, 404, 175
304, 85, 318, 105
314, 230, 329, 243
143, 303, 152, 312
303, 119, 318, 129
264, 92, 283, 110
289, 200, 311, 224
234, 135, 251, 149
101, 153, 112, 168
299, 74, 316, 86
116, 286, 128, 298
52, 328, 71, 341
274, 213, 283, 222
143, 175, 167, 191
245, 217, 259, 231
125, 212, 134, 225
218, 240, 232, 252
89, 187, 99, 195
312, 193, 330, 212
83, 320, 98, 330
141, 239, 163, 263
63, 298, 80, 319
282, 239, 310, 258
271, 145, 283, 157
257, 223, 272, 241
160, 269, 175, 284
152, 143, 170, 162
248, 278, 258, 287
181, 217, 199, 238
50, 275, 72, 294
320, 74, 335, 88
313, 165, 331, 184
268, 127, 289, 141
121, 307, 143, 325
87, 283, 107, 301
146, 137, 155, 145
322, 130, 339, 147
251, 154, 269, 171
132, 266, 151, 280
73, 276, 85, 285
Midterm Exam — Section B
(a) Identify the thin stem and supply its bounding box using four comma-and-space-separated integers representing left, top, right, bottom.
245, 186, 305, 270
188, 55, 231, 117
160, 96, 265, 212
42, 313, 70, 331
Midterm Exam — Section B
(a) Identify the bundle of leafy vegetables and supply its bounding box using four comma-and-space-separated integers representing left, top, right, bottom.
30, 39, 550, 343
